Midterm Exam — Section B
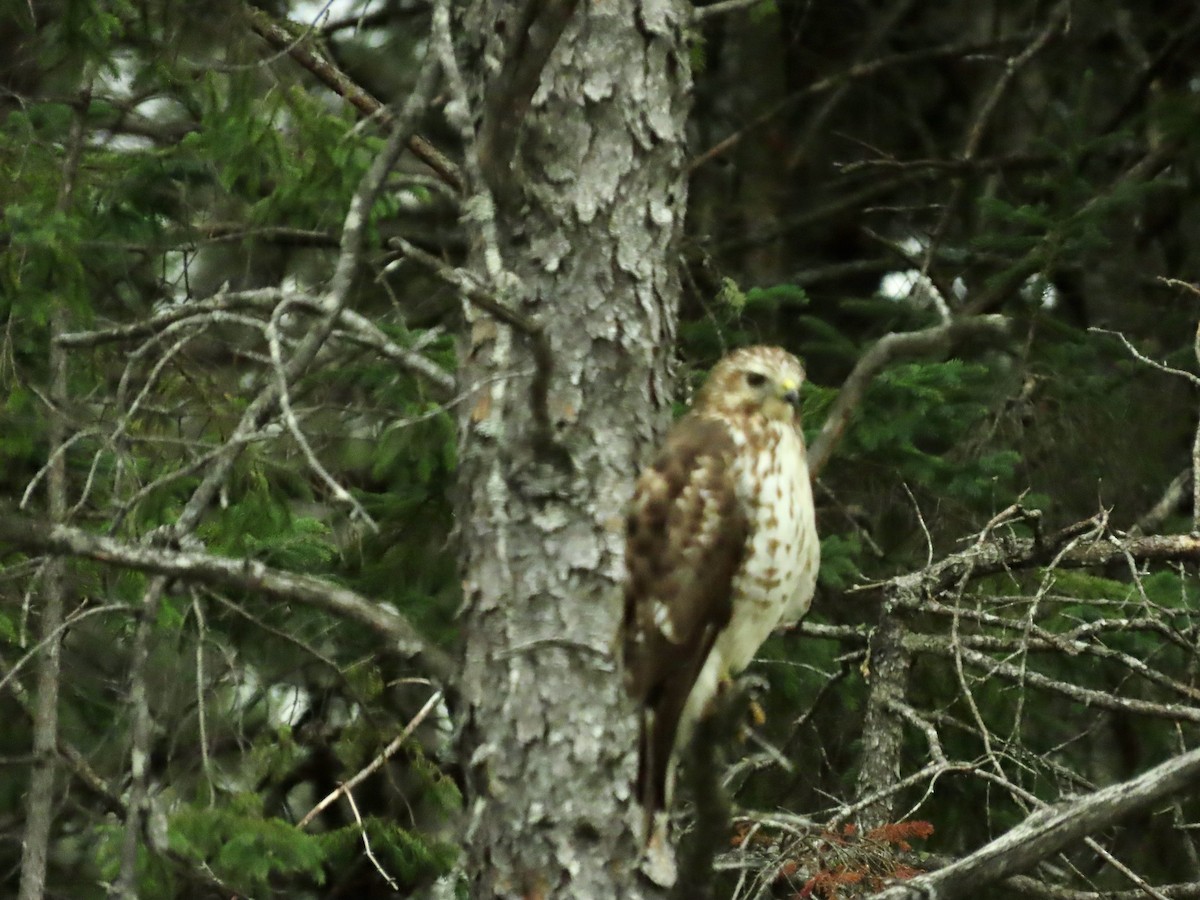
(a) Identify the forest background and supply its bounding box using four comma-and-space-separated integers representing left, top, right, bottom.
4, 1, 1200, 898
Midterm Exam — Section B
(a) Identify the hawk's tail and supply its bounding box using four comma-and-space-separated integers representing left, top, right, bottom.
637, 708, 679, 887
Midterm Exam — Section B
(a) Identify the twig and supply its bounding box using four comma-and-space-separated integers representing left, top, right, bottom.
692, 0, 763, 21
917, 3, 1069, 313
327, 56, 444, 313
785, 0, 918, 172
0, 603, 131, 701
1089, 326, 1200, 388
58, 289, 456, 397
904, 639, 1200, 725
298, 689, 444, 828
689, 37, 1023, 172
390, 237, 558, 451
265, 299, 379, 530
0, 649, 126, 817
1091, 318, 1200, 534
1132, 468, 1191, 535
191, 593, 216, 807
343, 788, 399, 891
901, 482, 933, 568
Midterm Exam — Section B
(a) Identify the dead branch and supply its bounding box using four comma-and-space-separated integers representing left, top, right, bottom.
0, 510, 456, 685
851, 524, 1200, 599
477, 0, 581, 195
243, 4, 462, 192
57, 289, 455, 397
689, 37, 1025, 172
870, 743, 1200, 899
391, 237, 558, 452
1133, 468, 1192, 535
807, 314, 1012, 477
298, 688, 444, 828
917, 3, 1069, 308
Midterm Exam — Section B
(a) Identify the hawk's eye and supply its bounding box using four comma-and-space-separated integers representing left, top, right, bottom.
745, 372, 767, 388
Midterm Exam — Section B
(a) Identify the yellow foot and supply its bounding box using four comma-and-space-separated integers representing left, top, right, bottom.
748, 698, 767, 727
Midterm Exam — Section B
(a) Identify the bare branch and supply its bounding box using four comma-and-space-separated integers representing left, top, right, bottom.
689, 37, 1025, 172
1133, 468, 1192, 535
266, 300, 378, 529
391, 237, 558, 451
243, 4, 462, 192
298, 688, 444, 828
327, 57, 445, 313
852, 521, 1200, 599
870, 744, 1200, 899
692, 0, 764, 21
1089, 326, 1200, 388
0, 511, 456, 685
807, 315, 1012, 477
58, 289, 456, 397
918, 3, 1069, 309
905, 638, 1200, 725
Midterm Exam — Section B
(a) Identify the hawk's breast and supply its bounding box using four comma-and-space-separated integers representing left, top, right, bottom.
717, 419, 818, 676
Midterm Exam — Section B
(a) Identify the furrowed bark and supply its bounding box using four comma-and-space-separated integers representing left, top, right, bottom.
453, 1, 692, 895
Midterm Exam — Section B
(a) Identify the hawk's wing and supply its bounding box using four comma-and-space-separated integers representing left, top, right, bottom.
620, 414, 749, 853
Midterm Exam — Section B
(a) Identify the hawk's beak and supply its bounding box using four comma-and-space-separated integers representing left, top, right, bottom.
780, 378, 801, 409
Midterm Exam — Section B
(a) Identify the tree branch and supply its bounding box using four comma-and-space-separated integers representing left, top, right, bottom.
477, 0, 581, 196
807, 315, 1012, 477
870, 743, 1200, 899
57, 288, 455, 397
0, 511, 456, 686
852, 524, 1200, 598
391, 237, 558, 452
243, 4, 462, 192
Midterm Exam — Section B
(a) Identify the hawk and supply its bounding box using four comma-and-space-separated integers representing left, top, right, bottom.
620, 345, 820, 886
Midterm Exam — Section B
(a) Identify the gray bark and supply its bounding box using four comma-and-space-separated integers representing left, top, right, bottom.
454, 1, 692, 895
854, 608, 911, 830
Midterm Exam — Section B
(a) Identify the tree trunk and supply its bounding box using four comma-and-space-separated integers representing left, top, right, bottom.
455, 1, 692, 895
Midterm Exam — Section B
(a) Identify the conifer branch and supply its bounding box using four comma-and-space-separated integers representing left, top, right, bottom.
0, 511, 456, 685
244, 4, 462, 192
808, 314, 1012, 477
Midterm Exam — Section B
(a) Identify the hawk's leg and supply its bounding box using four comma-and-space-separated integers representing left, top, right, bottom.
712, 671, 771, 731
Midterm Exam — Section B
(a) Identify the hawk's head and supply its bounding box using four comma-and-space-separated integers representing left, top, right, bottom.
694, 345, 805, 424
